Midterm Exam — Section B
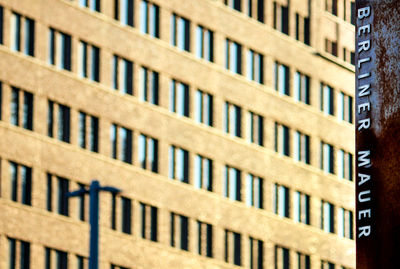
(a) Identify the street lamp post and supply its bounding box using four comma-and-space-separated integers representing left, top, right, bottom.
68, 180, 121, 269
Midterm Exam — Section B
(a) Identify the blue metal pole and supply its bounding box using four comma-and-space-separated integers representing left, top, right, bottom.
89, 180, 100, 269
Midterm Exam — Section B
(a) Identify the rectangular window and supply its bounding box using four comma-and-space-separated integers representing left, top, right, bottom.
225, 39, 242, 74
0, 6, 3, 44
275, 245, 289, 269
79, 0, 100, 12
46, 173, 69, 217
247, 50, 264, 84
139, 66, 159, 104
295, 13, 310, 45
246, 174, 263, 209
11, 13, 35, 56
8, 238, 30, 269
114, 0, 134, 26
321, 200, 335, 233
77, 255, 88, 269
338, 92, 353, 123
138, 134, 158, 173
325, 0, 338, 16
47, 101, 70, 143
224, 0, 241, 11
273, 2, 289, 35
321, 83, 334, 115
79, 41, 100, 82
293, 191, 310, 225
170, 212, 189, 251
170, 79, 189, 117
196, 25, 213, 62
169, 145, 189, 183
198, 221, 213, 258
325, 39, 338, 57
350, 2, 356, 25
249, 237, 263, 269
297, 252, 311, 269
140, 202, 158, 241
78, 112, 99, 152
294, 72, 310, 104
274, 183, 289, 218
224, 230, 241, 266
247, 0, 264, 22
224, 101, 242, 137
194, 154, 213, 191
321, 142, 334, 174
10, 87, 34, 130
293, 131, 310, 164
321, 260, 336, 269
223, 165, 241, 201
49, 28, 72, 70
338, 208, 353, 240
9, 161, 32, 206
77, 183, 87, 221
274, 123, 290, 157
171, 14, 190, 52
337, 149, 353, 181
112, 55, 133, 95
140, 0, 159, 38
275, 62, 290, 96
195, 89, 213, 126
110, 124, 132, 164
121, 197, 132, 234
248, 111, 263, 146
56, 250, 68, 269
0, 82, 2, 120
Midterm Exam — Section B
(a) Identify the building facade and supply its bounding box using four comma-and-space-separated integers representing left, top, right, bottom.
0, 0, 355, 268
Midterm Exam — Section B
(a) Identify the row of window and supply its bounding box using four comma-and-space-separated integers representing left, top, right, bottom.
6, 160, 353, 240
325, 0, 356, 25
4, 236, 352, 269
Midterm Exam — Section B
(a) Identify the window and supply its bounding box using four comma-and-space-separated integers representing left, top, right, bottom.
171, 14, 190, 52
140, 202, 158, 241
321, 142, 334, 174
8, 238, 30, 269
139, 66, 159, 104
325, 39, 338, 57
79, 0, 100, 12
350, 2, 356, 25
170, 212, 189, 251
79, 41, 100, 82
325, 0, 338, 16
0, 6, 3, 44
78, 112, 99, 152
247, 50, 264, 84
77, 256, 88, 269
48, 101, 70, 143
337, 150, 353, 181
194, 154, 213, 191
114, 0, 134, 26
112, 55, 133, 95
275, 123, 290, 157
275, 62, 290, 96
0, 82, 2, 120
338, 208, 354, 240
274, 184, 289, 218
321, 260, 335, 269
138, 134, 158, 173
77, 183, 87, 221
224, 0, 241, 11
170, 80, 189, 117
225, 39, 242, 74
224, 101, 242, 137
275, 245, 289, 269
247, 0, 264, 22
169, 145, 189, 183
224, 230, 241, 266
140, 0, 159, 38
338, 92, 353, 123
111, 195, 132, 234
196, 25, 213, 62
297, 252, 311, 269
321, 83, 334, 115
294, 72, 310, 104
47, 174, 69, 216
9, 161, 32, 206
293, 191, 310, 225
49, 28, 71, 70
45, 248, 68, 269
10, 87, 34, 130
249, 237, 263, 269
198, 221, 213, 257
248, 111, 263, 146
273, 2, 289, 35
321, 201, 335, 233
246, 174, 263, 209
110, 124, 133, 164
11, 12, 35, 56
295, 13, 310, 45
294, 131, 310, 164
223, 165, 241, 201
195, 89, 213, 126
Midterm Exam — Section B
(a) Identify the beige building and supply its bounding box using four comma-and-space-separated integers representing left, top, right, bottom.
0, 0, 355, 268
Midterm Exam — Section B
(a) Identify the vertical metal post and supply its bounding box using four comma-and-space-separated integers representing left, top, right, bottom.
89, 180, 100, 269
